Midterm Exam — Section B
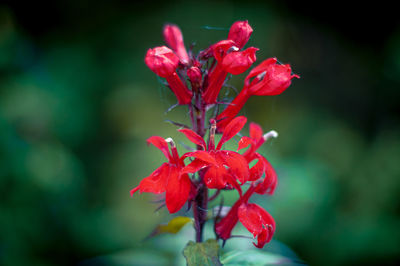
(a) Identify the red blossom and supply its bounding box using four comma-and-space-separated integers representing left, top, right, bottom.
130, 136, 192, 213
145, 46, 193, 104
215, 184, 275, 248
181, 117, 249, 192
216, 58, 299, 130
239, 122, 279, 195
245, 57, 300, 96
238, 203, 275, 248
202, 21, 258, 104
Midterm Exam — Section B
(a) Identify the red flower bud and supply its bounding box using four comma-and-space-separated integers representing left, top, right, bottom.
145, 46, 192, 104
187, 66, 202, 84
228, 20, 253, 49
145, 46, 179, 78
163, 24, 190, 64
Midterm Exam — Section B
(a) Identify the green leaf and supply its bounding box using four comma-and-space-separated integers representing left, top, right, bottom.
183, 239, 222, 266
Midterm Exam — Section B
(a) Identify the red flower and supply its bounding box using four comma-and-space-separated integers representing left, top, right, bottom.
228, 20, 253, 50
238, 122, 278, 195
216, 58, 299, 130
163, 24, 190, 64
238, 203, 275, 248
180, 116, 250, 192
202, 21, 258, 104
130, 136, 192, 213
215, 185, 275, 248
145, 46, 193, 104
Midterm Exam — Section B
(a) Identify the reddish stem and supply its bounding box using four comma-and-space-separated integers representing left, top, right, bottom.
190, 87, 208, 242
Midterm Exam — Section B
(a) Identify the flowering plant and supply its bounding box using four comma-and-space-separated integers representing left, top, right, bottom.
131, 20, 298, 263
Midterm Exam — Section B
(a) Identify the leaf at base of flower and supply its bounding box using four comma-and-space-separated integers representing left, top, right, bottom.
182, 239, 222, 266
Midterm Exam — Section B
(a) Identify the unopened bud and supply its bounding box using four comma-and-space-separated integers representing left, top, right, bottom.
187, 66, 202, 84
163, 24, 189, 64
228, 20, 253, 49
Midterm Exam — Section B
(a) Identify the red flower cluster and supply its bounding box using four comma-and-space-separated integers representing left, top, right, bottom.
132, 21, 298, 248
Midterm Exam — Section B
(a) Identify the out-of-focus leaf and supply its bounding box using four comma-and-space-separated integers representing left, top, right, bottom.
183, 239, 222, 266
147, 216, 193, 238
221, 250, 297, 265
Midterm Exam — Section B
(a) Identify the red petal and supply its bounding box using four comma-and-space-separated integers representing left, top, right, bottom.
183, 151, 217, 165
178, 128, 206, 150
219, 151, 250, 184
130, 163, 169, 195
249, 122, 263, 141
211, 39, 236, 62
165, 168, 191, 213
146, 136, 171, 161
181, 159, 209, 174
221, 47, 258, 75
203, 165, 229, 189
217, 116, 247, 150
249, 157, 265, 181
165, 72, 193, 105
216, 90, 251, 133
244, 57, 277, 86
255, 156, 278, 195
163, 24, 189, 64
238, 136, 253, 151
238, 203, 275, 248
253, 227, 274, 248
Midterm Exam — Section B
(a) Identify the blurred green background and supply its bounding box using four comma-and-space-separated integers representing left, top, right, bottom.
1, 0, 399, 265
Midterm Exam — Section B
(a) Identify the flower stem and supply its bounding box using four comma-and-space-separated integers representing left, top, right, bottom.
190, 88, 208, 242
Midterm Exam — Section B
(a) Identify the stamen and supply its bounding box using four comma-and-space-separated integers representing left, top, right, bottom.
166, 137, 181, 165
208, 119, 217, 150
257, 71, 266, 80
165, 137, 175, 147
263, 130, 278, 141
227, 46, 240, 53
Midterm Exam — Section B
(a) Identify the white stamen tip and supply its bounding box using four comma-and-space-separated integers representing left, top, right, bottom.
263, 130, 278, 141
232, 46, 239, 51
257, 71, 266, 80
165, 137, 173, 143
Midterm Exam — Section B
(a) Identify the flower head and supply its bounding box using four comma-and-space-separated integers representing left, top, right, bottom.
133, 20, 298, 250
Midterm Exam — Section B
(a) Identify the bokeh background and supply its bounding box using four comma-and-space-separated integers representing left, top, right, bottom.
1, 0, 399, 265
